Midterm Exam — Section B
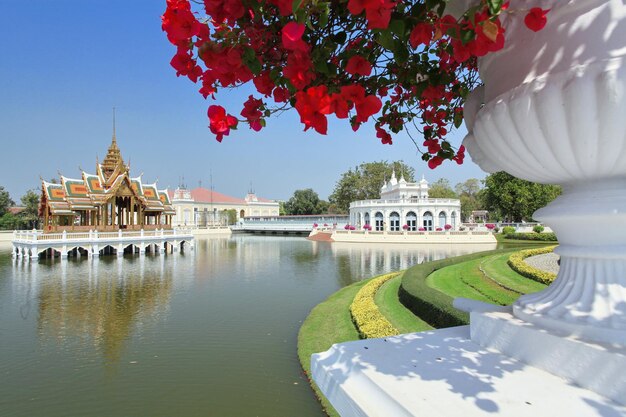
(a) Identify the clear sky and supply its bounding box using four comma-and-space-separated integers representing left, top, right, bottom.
0, 0, 487, 203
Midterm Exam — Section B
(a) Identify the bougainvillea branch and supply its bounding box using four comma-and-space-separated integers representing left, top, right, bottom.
162, 0, 549, 168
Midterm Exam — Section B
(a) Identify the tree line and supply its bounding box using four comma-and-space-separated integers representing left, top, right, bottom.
0, 187, 40, 230
281, 161, 561, 222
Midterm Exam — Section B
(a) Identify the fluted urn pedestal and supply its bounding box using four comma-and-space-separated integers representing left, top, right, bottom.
464, 0, 626, 347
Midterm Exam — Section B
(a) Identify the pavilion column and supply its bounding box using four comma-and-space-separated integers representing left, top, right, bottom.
130, 197, 135, 227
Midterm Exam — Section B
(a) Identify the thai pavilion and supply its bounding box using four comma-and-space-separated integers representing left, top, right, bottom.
39, 134, 175, 233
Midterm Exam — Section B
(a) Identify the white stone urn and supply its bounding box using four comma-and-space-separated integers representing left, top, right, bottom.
462, 0, 626, 346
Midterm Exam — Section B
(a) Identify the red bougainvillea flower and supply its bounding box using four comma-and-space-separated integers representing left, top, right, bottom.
347, 0, 396, 29
268, 0, 294, 16
241, 96, 264, 132
208, 105, 238, 142
376, 126, 392, 144
355, 95, 382, 123
525, 8, 550, 32
409, 22, 433, 49
253, 71, 275, 97
282, 22, 308, 52
162, 0, 549, 170
170, 48, 203, 82
345, 56, 372, 76
428, 155, 444, 169
294, 86, 332, 134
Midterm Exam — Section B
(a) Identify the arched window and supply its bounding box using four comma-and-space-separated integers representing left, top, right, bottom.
364, 212, 370, 226
423, 211, 433, 231
375, 212, 384, 231
439, 211, 447, 228
451, 211, 457, 229
390, 212, 400, 231
239, 209, 245, 219
406, 211, 417, 231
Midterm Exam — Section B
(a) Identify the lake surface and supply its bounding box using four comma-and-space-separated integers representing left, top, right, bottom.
0, 235, 494, 417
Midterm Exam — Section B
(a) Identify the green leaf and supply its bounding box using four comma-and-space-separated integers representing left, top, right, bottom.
377, 30, 395, 50
292, 0, 304, 15
460, 29, 474, 45
389, 19, 405, 37
486, 0, 503, 15
318, 2, 330, 27
314, 59, 329, 74
453, 110, 463, 128
393, 41, 409, 64
242, 47, 262, 75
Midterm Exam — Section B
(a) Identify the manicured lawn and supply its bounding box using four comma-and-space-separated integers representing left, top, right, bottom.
297, 280, 366, 417
374, 273, 432, 333
481, 253, 547, 294
427, 251, 547, 305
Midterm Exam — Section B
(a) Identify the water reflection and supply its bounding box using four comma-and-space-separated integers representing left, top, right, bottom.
33, 256, 174, 364
0, 236, 498, 417
328, 242, 497, 286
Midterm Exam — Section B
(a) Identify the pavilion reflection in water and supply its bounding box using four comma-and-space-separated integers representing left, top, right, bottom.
33, 256, 176, 364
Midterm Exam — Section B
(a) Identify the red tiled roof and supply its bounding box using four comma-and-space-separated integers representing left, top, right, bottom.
9, 206, 25, 215
191, 187, 246, 204
168, 187, 275, 204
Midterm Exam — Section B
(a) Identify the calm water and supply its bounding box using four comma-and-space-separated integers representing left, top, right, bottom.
0, 235, 494, 417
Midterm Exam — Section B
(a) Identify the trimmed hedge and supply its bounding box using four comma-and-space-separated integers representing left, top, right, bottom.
507, 246, 558, 285
350, 272, 400, 339
504, 232, 557, 241
501, 226, 516, 235
399, 249, 511, 328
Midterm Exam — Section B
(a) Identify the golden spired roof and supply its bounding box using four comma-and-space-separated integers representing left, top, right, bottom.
101, 108, 125, 182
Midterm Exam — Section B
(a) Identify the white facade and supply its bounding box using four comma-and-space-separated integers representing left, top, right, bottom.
170, 187, 279, 227
349, 172, 461, 232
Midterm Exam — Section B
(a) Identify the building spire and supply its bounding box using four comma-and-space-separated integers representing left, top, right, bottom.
112, 106, 117, 145
101, 107, 124, 183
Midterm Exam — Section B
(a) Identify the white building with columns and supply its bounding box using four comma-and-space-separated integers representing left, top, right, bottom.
349, 172, 461, 232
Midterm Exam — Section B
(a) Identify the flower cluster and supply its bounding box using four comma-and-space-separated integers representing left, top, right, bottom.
162, 0, 549, 167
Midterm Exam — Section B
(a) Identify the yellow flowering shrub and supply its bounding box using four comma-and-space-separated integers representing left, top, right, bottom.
508, 246, 558, 285
350, 272, 400, 339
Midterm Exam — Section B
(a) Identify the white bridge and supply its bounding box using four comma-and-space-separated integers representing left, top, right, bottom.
12, 228, 195, 260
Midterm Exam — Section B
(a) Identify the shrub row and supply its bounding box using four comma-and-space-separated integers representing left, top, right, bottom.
399, 250, 511, 328
507, 246, 558, 285
350, 272, 400, 339
501, 226, 516, 235
504, 232, 557, 241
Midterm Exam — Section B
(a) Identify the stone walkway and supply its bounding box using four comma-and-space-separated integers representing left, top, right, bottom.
524, 253, 560, 274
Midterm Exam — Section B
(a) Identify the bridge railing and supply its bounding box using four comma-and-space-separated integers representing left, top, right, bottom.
12, 228, 194, 243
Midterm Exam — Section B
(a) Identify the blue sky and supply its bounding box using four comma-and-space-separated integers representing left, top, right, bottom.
0, 0, 487, 203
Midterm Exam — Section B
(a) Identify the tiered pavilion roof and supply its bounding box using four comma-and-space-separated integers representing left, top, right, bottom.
40, 132, 174, 232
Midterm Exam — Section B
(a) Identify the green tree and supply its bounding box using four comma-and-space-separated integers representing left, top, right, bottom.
329, 161, 415, 213
0, 213, 19, 230
0, 186, 14, 217
316, 199, 330, 214
284, 189, 322, 215
428, 178, 458, 198
454, 178, 483, 221
222, 209, 237, 225
19, 189, 40, 229
481, 172, 561, 222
